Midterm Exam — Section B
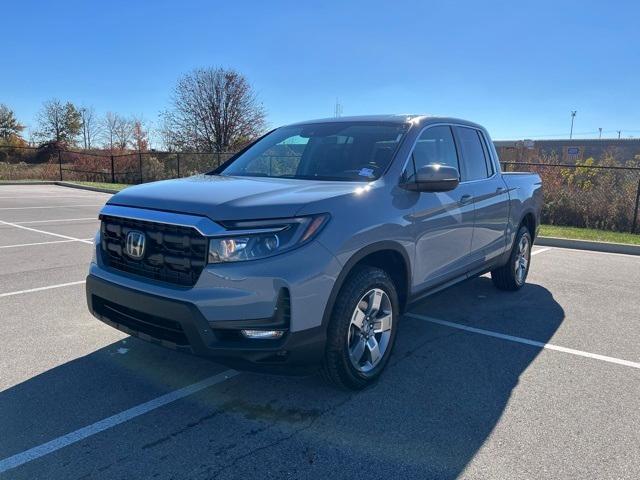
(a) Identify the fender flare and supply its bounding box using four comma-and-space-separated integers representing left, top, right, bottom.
321, 241, 412, 329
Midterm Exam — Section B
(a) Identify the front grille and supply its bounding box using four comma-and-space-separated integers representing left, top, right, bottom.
93, 296, 189, 345
100, 215, 208, 286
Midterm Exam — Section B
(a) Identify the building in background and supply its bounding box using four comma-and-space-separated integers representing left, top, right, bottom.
494, 139, 640, 164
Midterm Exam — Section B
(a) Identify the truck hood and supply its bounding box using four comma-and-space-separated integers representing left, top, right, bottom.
107, 174, 367, 221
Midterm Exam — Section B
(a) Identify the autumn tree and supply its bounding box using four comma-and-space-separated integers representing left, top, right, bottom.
0, 104, 25, 144
161, 67, 266, 152
34, 99, 82, 145
131, 117, 149, 151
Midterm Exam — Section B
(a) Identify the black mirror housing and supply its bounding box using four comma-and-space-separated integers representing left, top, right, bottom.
403, 164, 460, 192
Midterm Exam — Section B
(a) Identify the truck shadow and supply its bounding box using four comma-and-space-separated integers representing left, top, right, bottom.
0, 276, 564, 479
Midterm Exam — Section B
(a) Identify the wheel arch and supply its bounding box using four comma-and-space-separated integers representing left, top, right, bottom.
520, 210, 538, 240
321, 242, 411, 329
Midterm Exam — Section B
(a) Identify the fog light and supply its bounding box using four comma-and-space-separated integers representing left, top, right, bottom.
240, 329, 285, 339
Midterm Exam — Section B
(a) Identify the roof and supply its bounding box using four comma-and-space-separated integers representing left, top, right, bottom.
284, 114, 424, 126
284, 114, 484, 130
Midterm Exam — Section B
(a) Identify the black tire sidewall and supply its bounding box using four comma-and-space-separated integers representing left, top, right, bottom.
331, 267, 399, 386
512, 226, 532, 286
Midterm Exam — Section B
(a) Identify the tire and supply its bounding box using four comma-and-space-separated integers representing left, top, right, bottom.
320, 266, 399, 390
491, 225, 532, 291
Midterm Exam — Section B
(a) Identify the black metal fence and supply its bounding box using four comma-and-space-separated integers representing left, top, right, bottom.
0, 146, 235, 185
501, 161, 640, 234
1, 145, 639, 234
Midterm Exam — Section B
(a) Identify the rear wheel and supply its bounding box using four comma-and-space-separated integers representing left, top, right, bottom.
491, 226, 532, 291
321, 266, 398, 390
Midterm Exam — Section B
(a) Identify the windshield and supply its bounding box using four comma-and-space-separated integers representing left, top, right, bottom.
217, 122, 408, 181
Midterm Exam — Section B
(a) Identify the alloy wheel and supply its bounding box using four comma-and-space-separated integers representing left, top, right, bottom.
347, 288, 393, 373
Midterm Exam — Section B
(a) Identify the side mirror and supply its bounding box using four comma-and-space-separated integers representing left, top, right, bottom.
402, 164, 460, 192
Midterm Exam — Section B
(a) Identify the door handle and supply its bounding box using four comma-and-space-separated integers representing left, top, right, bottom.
459, 194, 473, 205
496, 187, 505, 194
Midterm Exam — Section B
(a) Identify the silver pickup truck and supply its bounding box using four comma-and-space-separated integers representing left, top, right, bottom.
87, 115, 542, 389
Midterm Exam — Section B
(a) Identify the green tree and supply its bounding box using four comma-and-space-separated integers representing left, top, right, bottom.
34, 99, 82, 145
0, 104, 25, 144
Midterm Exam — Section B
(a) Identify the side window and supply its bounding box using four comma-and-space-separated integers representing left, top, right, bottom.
407, 125, 460, 181
457, 127, 490, 181
478, 131, 495, 176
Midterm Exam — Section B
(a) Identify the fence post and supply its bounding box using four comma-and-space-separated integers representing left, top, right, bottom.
110, 155, 115, 184
58, 150, 63, 181
176, 153, 180, 178
138, 151, 143, 184
632, 177, 640, 234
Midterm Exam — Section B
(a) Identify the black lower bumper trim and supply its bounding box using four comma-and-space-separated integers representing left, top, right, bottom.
86, 274, 325, 372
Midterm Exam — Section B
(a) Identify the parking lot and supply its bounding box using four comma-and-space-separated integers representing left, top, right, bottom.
0, 184, 639, 480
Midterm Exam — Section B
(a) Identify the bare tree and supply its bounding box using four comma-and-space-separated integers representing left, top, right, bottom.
113, 116, 134, 150
102, 112, 117, 151
102, 112, 132, 151
34, 99, 82, 145
79, 106, 101, 149
161, 67, 267, 152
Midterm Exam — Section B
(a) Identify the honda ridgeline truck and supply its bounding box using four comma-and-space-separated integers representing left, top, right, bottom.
87, 115, 542, 389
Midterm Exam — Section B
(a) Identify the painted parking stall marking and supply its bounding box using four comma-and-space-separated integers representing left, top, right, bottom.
0, 281, 87, 298
0, 238, 94, 250
0, 370, 239, 474
0, 219, 93, 244
0, 204, 103, 210
406, 313, 640, 370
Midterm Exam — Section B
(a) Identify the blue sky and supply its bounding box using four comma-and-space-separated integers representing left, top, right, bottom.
3, 0, 639, 142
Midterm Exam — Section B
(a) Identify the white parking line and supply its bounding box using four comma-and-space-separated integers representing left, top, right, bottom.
0, 220, 93, 244
13, 217, 97, 225
0, 195, 110, 199
0, 239, 94, 249
549, 246, 640, 259
0, 204, 103, 210
531, 247, 552, 256
406, 313, 640, 370
0, 370, 239, 474
0, 281, 87, 298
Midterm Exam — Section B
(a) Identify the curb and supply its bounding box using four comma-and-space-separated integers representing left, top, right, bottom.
55, 182, 120, 194
0, 180, 120, 194
0, 181, 57, 186
537, 236, 640, 256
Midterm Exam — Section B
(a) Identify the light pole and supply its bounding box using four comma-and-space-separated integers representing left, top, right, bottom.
598, 127, 602, 139
617, 130, 622, 139
569, 110, 577, 139
80, 108, 87, 149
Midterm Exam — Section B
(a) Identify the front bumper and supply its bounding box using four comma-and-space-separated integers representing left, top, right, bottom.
86, 274, 326, 373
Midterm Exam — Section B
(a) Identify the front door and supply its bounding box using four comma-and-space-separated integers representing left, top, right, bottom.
407, 125, 476, 292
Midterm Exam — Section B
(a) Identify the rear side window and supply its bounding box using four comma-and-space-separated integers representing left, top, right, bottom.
478, 131, 495, 176
456, 127, 490, 181
407, 125, 460, 181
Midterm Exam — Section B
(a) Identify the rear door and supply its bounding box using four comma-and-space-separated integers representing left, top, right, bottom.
407, 125, 476, 291
454, 126, 510, 263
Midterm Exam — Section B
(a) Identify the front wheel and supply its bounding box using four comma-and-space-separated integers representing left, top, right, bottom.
321, 266, 399, 390
491, 225, 532, 291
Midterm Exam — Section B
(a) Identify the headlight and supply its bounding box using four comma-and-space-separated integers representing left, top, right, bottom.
208, 214, 329, 263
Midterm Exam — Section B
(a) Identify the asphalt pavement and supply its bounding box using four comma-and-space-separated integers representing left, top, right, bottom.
1, 184, 639, 480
